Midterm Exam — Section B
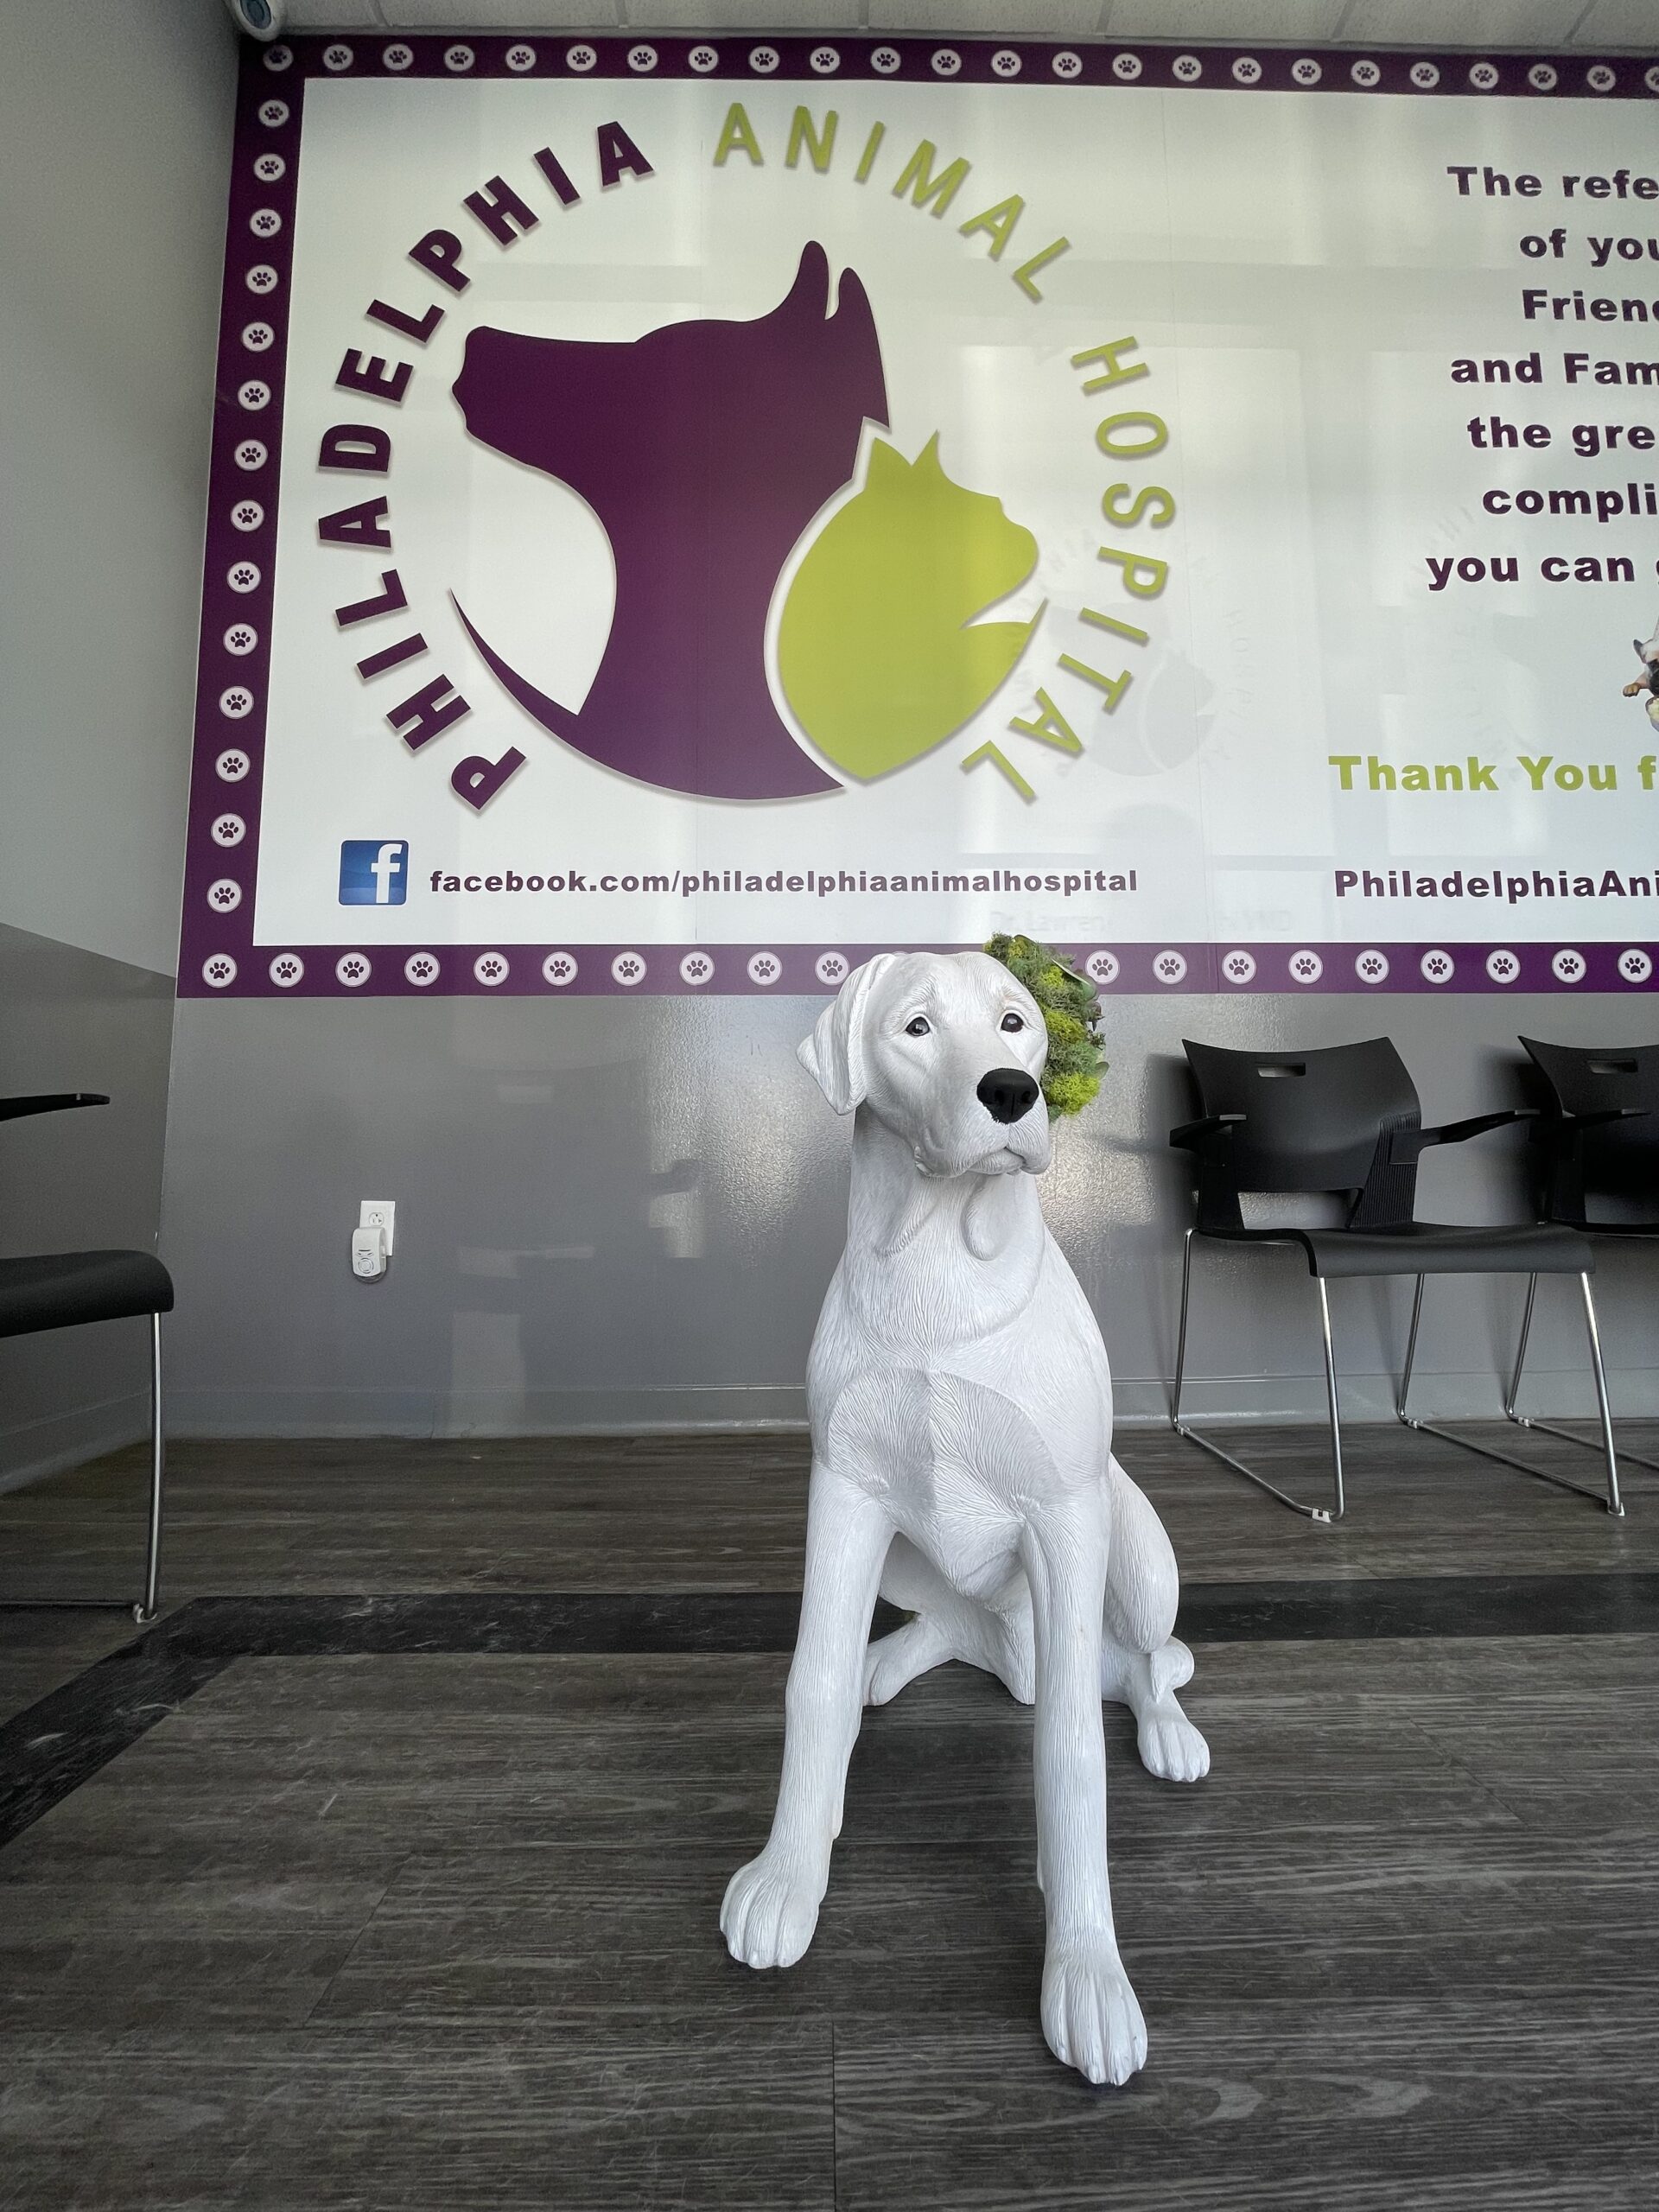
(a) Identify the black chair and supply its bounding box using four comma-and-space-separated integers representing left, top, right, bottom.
1507, 1037, 1658, 1475
1167, 1039, 1620, 1522
1, 1095, 174, 1621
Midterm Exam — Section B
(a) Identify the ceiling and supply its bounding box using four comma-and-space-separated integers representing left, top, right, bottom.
276, 2, 1659, 54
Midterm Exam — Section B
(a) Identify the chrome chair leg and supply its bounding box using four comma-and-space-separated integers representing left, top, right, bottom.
1397, 1274, 1624, 1515
136, 1313, 164, 1623
1506, 1269, 1656, 1478
1169, 1230, 1343, 1522
0, 1310, 168, 1616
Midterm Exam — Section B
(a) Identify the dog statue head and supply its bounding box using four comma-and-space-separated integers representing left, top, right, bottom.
799, 950, 1052, 1179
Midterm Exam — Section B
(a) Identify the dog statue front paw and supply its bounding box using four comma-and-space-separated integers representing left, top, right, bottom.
721, 1847, 824, 1969
1041, 1936, 1147, 2087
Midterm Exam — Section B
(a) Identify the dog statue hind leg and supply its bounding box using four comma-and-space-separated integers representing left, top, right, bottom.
1099, 1455, 1210, 1783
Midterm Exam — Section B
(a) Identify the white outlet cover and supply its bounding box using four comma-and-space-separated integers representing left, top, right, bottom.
359, 1199, 396, 1255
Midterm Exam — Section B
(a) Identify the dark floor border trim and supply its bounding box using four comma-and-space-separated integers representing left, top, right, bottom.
6, 1575, 1659, 1853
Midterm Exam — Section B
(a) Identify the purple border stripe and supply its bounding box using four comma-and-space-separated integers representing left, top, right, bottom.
188, 941, 1658, 999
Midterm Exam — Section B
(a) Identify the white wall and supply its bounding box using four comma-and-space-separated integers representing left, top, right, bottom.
0, 0, 236, 1490
0, 0, 238, 978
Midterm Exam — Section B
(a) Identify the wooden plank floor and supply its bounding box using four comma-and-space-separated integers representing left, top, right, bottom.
2, 1431, 1659, 2208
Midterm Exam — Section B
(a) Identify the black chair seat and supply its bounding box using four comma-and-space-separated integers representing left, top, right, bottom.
0, 1251, 174, 1341
1199, 1219, 1592, 1280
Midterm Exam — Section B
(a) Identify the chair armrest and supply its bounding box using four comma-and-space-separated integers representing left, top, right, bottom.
1389, 1107, 1535, 1163
1169, 1112, 1244, 1152
0, 1093, 111, 1123
1534, 1107, 1650, 1147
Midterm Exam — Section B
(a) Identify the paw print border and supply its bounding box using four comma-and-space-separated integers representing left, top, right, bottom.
178, 36, 1659, 999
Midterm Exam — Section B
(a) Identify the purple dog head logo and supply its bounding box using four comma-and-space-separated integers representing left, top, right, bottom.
450, 243, 888, 801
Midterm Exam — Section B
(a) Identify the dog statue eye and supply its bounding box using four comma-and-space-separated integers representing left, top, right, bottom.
1000, 1013, 1025, 1033
905, 1016, 931, 1037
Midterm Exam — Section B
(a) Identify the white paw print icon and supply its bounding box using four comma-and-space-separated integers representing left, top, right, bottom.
1351, 59, 1382, 87
1084, 950, 1119, 987
257, 99, 289, 125
1154, 949, 1187, 986
542, 951, 578, 988
1355, 950, 1389, 986
505, 44, 537, 73
207, 878, 242, 913
1222, 950, 1256, 985
1420, 948, 1455, 985
1586, 64, 1616, 93
816, 950, 849, 986
211, 814, 245, 847
871, 47, 901, 76
748, 45, 779, 74
474, 951, 509, 988
1552, 948, 1587, 983
234, 439, 267, 473
444, 46, 474, 73
381, 43, 412, 73
1468, 61, 1499, 92
245, 268, 279, 299
230, 499, 264, 533
1291, 57, 1321, 85
321, 43, 353, 73
223, 623, 257, 657
1529, 63, 1558, 92
931, 48, 961, 78
1112, 53, 1142, 81
253, 153, 286, 183
689, 46, 718, 74
202, 955, 238, 989
1172, 54, 1203, 83
1618, 948, 1653, 984
227, 560, 261, 594
747, 950, 782, 986
238, 380, 270, 411
627, 45, 658, 73
335, 953, 372, 989
249, 208, 282, 239
215, 749, 251, 782
404, 952, 440, 988
269, 954, 303, 989
1289, 949, 1324, 984
1052, 49, 1084, 79
611, 950, 647, 988
1647, 64, 1659, 94
219, 685, 255, 720
565, 44, 596, 74
1232, 57, 1262, 86
991, 50, 1021, 79
1486, 949, 1521, 985
810, 48, 840, 75
241, 323, 274, 354
679, 951, 715, 987
1410, 61, 1440, 90
262, 46, 291, 73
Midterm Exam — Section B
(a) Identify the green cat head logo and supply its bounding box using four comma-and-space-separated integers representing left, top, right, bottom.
779, 435, 1042, 783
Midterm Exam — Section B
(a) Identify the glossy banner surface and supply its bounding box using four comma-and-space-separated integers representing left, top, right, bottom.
181, 34, 1659, 997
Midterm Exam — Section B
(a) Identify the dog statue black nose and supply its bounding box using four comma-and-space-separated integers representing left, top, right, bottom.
976, 1066, 1040, 1126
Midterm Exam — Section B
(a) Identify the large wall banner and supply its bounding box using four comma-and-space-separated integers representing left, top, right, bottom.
183, 33, 1659, 997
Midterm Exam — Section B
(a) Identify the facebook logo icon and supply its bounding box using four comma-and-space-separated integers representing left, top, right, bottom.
338, 841, 410, 906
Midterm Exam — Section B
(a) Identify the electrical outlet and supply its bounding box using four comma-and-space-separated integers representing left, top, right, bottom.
359, 1199, 396, 1256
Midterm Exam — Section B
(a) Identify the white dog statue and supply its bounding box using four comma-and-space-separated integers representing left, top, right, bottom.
721, 950, 1208, 2087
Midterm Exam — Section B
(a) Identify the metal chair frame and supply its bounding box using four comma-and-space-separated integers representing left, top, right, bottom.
1167, 1039, 1624, 1523
1, 1095, 167, 1623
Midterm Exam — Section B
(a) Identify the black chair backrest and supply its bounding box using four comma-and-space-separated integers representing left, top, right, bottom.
1519, 1036, 1659, 1213
1181, 1038, 1423, 1230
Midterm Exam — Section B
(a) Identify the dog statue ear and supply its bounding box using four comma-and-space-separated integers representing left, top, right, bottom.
798, 953, 896, 1112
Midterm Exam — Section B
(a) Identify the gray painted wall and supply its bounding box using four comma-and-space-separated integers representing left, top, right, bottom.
159, 987, 1658, 1440
0, 2, 235, 1487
